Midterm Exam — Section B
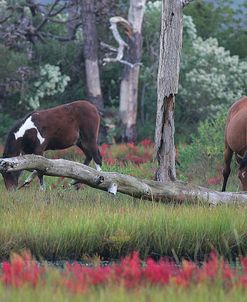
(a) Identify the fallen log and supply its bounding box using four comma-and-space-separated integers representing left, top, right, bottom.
0, 154, 247, 205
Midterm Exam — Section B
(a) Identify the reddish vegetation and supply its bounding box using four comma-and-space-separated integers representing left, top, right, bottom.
207, 176, 222, 186
1, 252, 42, 288
46, 139, 154, 167
99, 139, 154, 166
2, 251, 247, 293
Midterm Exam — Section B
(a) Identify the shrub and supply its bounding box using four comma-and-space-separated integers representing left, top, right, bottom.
177, 110, 228, 184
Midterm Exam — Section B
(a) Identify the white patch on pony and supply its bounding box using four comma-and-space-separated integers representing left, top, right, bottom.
242, 171, 247, 178
95, 163, 102, 171
108, 183, 118, 195
14, 116, 45, 144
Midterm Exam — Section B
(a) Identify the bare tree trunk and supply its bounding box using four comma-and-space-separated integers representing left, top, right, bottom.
155, 0, 183, 182
81, 0, 103, 111
1, 154, 247, 205
119, 0, 146, 142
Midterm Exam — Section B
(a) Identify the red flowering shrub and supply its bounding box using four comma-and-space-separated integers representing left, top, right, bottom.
100, 140, 154, 166
1, 252, 42, 288
42, 140, 154, 168
3, 250, 247, 294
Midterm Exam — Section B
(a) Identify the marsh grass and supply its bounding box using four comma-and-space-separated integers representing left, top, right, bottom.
0, 283, 247, 302
0, 143, 246, 261
1, 183, 247, 261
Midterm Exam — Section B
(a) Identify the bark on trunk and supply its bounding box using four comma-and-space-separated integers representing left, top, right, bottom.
81, 0, 103, 111
119, 0, 146, 142
1, 155, 247, 205
155, 0, 183, 182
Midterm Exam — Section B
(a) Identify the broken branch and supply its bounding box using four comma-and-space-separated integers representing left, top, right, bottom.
102, 16, 141, 68
1, 155, 247, 205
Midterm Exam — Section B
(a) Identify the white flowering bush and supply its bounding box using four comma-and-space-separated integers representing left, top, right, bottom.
27, 64, 70, 109
0, 0, 7, 10
145, 0, 161, 11
180, 16, 247, 119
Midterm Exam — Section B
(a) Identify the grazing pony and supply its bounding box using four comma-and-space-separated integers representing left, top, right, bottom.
222, 96, 247, 191
1, 100, 102, 190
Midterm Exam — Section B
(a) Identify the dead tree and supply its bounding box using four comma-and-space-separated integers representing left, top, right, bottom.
1, 154, 247, 206
155, 0, 194, 182
102, 0, 146, 142
81, 0, 104, 111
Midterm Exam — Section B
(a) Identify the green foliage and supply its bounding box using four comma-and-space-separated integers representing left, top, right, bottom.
0, 0, 247, 143
178, 110, 226, 168
0, 112, 14, 141
138, 1, 162, 140
140, 1, 247, 142
176, 109, 239, 189
176, 15, 247, 140
0, 44, 29, 81
184, 0, 247, 58
137, 119, 156, 142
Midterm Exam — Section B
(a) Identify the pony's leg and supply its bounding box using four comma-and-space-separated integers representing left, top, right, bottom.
32, 146, 46, 190
222, 145, 233, 192
37, 170, 46, 190
92, 148, 102, 171
81, 143, 102, 171
69, 142, 93, 187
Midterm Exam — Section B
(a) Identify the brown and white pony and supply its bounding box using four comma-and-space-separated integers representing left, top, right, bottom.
1, 100, 102, 190
222, 96, 247, 191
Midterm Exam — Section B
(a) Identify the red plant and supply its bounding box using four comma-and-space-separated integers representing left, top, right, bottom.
140, 139, 154, 148
1, 252, 42, 288
144, 257, 176, 285
112, 252, 142, 288
207, 176, 222, 186
3, 250, 247, 294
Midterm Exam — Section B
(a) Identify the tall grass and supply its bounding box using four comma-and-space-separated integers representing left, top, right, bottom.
0, 140, 245, 261
1, 283, 247, 302
1, 185, 247, 261
0, 284, 247, 302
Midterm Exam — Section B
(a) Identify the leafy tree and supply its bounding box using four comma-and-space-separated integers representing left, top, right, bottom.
184, 0, 247, 58
139, 1, 247, 142
177, 15, 247, 141
0, 0, 78, 138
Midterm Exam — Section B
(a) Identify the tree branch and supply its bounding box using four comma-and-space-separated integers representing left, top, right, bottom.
1, 155, 247, 205
0, 15, 12, 24
1, 0, 80, 45
102, 16, 141, 68
180, 0, 194, 8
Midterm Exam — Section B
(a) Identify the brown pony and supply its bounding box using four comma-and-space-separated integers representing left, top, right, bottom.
1, 100, 102, 190
222, 96, 247, 191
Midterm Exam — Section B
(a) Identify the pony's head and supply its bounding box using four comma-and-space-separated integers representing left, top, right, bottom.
1, 127, 22, 190
1, 170, 21, 191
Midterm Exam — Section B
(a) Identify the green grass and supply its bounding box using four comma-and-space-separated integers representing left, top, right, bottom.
0, 284, 247, 302
1, 183, 247, 261
0, 143, 245, 261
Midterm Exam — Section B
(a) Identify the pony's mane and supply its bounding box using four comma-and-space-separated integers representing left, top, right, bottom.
3, 111, 35, 157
